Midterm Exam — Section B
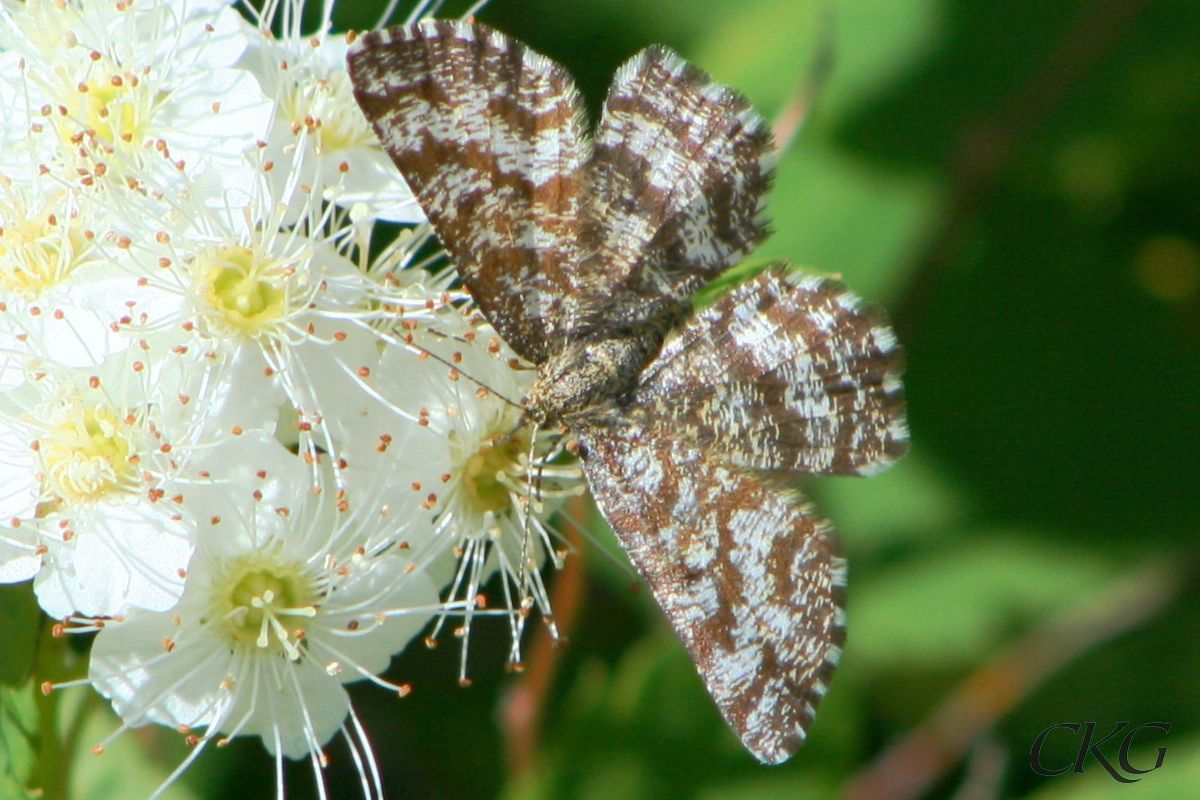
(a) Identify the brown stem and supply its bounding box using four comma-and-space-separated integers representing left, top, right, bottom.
770, 10, 835, 156
502, 494, 590, 778
841, 558, 1188, 800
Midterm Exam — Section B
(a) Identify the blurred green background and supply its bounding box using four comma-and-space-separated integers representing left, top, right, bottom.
16, 0, 1200, 797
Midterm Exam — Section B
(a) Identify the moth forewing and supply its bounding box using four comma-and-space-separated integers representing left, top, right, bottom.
348, 18, 906, 762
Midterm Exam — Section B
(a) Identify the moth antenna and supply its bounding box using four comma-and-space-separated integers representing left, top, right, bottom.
496, 412, 538, 448
405, 338, 527, 413
517, 420, 541, 619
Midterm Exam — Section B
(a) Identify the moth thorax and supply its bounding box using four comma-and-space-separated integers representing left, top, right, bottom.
527, 332, 663, 425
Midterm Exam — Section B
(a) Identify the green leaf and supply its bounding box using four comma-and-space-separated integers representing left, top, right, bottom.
756, 142, 940, 303
565, 754, 654, 800
71, 698, 198, 800
1029, 734, 1198, 800
0, 584, 41, 687
848, 530, 1118, 670
520, 635, 741, 799
0, 684, 39, 799
696, 772, 839, 800
692, 0, 944, 124
815, 446, 969, 551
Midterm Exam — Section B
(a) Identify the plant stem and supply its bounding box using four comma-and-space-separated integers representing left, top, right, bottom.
27, 621, 70, 800
502, 494, 589, 779
842, 557, 1187, 800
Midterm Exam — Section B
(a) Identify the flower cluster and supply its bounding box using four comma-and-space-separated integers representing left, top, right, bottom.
0, 0, 577, 794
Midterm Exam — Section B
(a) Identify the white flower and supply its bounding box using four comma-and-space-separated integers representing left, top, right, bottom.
238, 28, 424, 224
0, 0, 579, 794
0, 0, 270, 199
0, 348, 205, 616
103, 128, 445, 481
88, 438, 441, 795
0, 169, 177, 373
367, 296, 584, 675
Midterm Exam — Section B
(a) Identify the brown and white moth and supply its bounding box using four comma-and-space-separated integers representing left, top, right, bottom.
347, 19, 907, 763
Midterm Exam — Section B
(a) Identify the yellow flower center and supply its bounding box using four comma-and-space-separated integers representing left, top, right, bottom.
67, 75, 154, 149
198, 245, 288, 337
216, 557, 318, 660
285, 71, 376, 153
460, 428, 532, 516
39, 405, 136, 503
0, 211, 92, 296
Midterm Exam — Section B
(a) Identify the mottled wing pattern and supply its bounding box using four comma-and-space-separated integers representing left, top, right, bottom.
347, 20, 590, 362
576, 47, 774, 333
631, 268, 908, 476
351, 21, 908, 763
576, 415, 845, 764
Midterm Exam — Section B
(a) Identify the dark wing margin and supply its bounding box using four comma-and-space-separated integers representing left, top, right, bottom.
577, 46, 775, 333
576, 416, 845, 763
347, 20, 590, 363
632, 267, 909, 476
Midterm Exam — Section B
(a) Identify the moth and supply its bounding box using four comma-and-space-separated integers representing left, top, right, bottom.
348, 19, 907, 763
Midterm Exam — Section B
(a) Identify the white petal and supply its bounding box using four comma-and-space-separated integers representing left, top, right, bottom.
329, 151, 426, 224
68, 501, 192, 615
0, 529, 41, 583
317, 559, 438, 677
233, 658, 350, 759
90, 611, 229, 729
